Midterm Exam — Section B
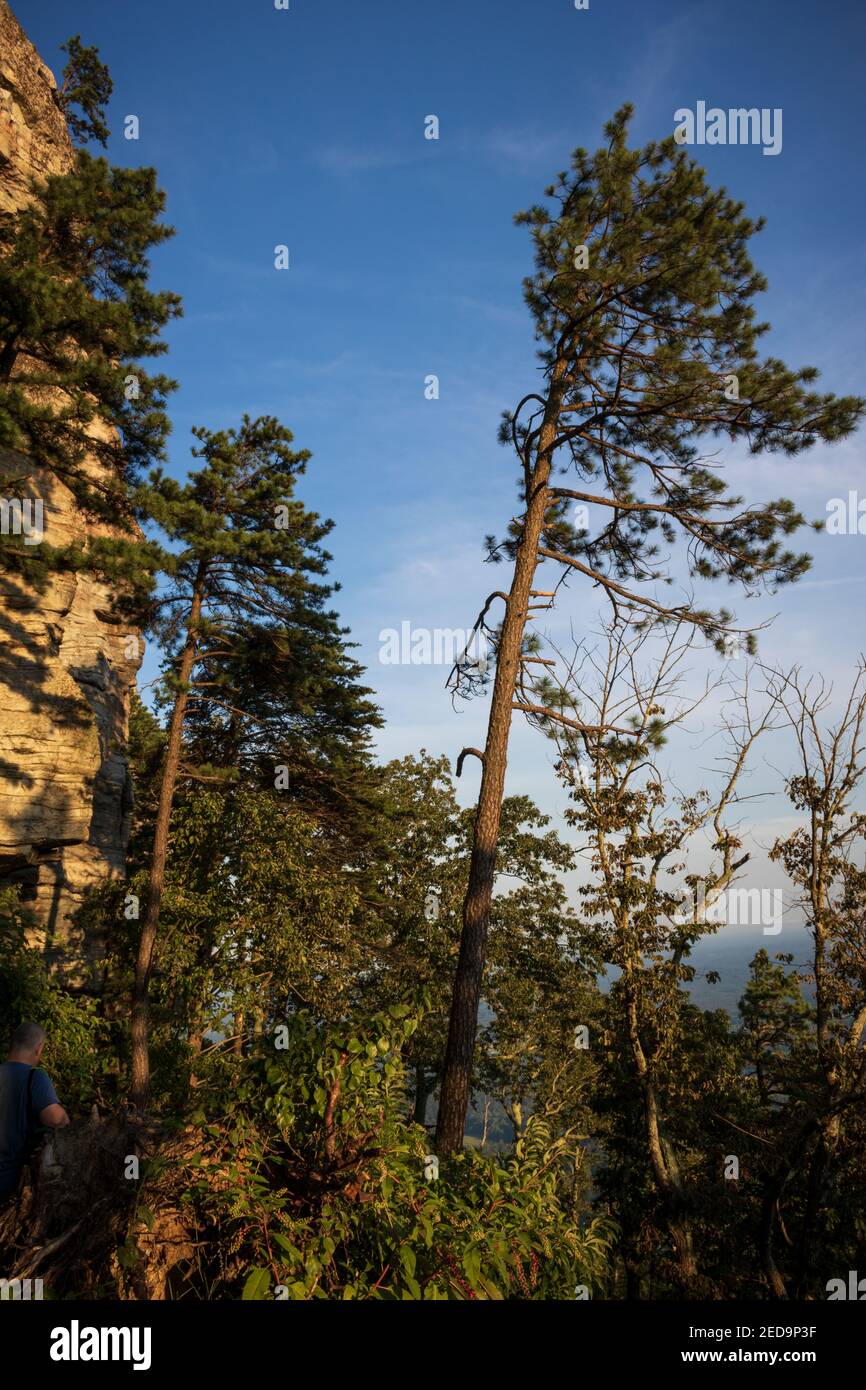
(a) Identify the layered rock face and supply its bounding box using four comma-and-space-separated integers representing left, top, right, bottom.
0, 0, 142, 985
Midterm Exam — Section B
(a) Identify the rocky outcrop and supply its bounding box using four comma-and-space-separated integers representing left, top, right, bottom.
0, 1, 142, 986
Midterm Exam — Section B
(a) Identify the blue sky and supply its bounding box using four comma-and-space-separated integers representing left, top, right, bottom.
20, 0, 866, 947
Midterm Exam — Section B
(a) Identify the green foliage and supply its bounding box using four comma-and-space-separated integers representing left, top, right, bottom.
0, 148, 180, 585
170, 1004, 614, 1300
125, 690, 168, 861
6, 81, 862, 1304
139, 414, 379, 803
348, 756, 595, 1129
486, 106, 865, 654
99, 746, 596, 1129
738, 948, 814, 1106
0, 889, 108, 1109
478, 870, 600, 1141
58, 35, 113, 147
135, 787, 362, 1078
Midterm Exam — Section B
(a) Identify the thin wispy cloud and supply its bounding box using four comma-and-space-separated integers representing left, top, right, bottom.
472, 126, 571, 173
797, 574, 866, 589
313, 143, 416, 174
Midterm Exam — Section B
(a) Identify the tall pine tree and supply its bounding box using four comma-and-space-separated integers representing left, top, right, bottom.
436, 107, 865, 1152
129, 414, 379, 1108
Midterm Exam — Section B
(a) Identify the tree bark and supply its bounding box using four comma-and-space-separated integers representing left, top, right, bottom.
435, 360, 568, 1153
625, 986, 697, 1285
0, 336, 19, 384
130, 568, 205, 1111
412, 1064, 431, 1127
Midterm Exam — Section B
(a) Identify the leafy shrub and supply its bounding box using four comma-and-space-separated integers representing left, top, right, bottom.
0, 889, 108, 1109
170, 1002, 614, 1299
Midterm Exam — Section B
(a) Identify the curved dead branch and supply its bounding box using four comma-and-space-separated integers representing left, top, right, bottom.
456, 747, 486, 778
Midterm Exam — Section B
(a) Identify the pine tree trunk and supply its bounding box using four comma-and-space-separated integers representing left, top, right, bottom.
435, 360, 567, 1153
412, 1064, 431, 1127
130, 571, 205, 1111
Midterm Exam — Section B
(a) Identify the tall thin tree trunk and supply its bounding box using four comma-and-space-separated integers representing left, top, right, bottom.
412, 1064, 431, 1127
624, 1261, 641, 1300
625, 986, 697, 1285
130, 570, 205, 1111
0, 338, 19, 384
510, 1099, 523, 1145
187, 1026, 203, 1091
480, 1097, 491, 1151
435, 361, 568, 1153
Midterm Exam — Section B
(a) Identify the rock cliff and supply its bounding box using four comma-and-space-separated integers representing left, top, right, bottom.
0, 0, 142, 986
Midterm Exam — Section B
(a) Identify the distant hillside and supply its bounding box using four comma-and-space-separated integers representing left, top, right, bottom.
682, 926, 813, 1017
460, 927, 815, 1148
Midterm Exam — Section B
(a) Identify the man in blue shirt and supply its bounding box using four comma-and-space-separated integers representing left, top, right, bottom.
0, 1021, 69, 1203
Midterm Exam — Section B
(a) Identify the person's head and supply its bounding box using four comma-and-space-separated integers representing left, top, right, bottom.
8, 1021, 46, 1063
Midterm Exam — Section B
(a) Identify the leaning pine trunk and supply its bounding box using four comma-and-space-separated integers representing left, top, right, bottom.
130, 573, 205, 1111
435, 360, 568, 1153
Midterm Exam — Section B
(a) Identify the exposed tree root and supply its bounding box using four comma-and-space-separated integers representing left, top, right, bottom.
0, 1112, 201, 1299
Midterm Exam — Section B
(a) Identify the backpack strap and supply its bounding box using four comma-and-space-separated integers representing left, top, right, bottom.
20, 1067, 42, 1184
24, 1066, 41, 1148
